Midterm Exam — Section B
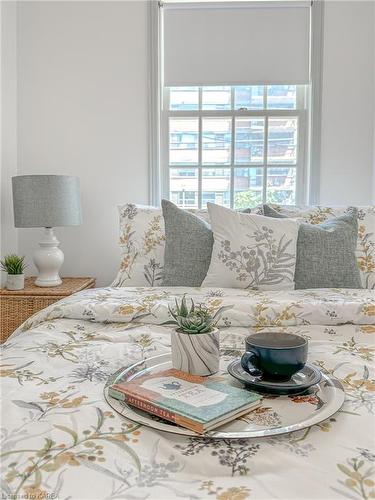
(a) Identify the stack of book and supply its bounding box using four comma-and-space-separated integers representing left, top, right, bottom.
109, 368, 262, 434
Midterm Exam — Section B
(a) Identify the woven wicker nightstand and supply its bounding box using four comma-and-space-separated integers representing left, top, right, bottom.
0, 277, 95, 343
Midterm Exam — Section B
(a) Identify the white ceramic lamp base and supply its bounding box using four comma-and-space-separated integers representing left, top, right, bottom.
33, 228, 64, 287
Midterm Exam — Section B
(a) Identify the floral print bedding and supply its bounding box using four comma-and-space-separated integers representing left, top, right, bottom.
1, 286, 375, 500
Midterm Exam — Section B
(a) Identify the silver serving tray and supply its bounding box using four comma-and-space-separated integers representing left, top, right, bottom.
104, 353, 345, 439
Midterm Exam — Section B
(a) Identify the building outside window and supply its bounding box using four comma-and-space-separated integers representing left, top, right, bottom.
161, 85, 308, 209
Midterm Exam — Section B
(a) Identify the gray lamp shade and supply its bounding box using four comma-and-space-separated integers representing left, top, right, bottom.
12, 175, 82, 228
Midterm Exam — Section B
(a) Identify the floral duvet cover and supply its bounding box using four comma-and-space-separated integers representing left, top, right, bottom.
1, 286, 375, 500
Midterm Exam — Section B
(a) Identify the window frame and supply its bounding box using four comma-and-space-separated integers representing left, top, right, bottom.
160, 85, 309, 209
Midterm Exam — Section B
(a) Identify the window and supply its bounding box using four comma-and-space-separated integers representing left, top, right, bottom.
161, 85, 308, 209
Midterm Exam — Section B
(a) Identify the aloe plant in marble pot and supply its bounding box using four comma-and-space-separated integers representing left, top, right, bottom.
168, 296, 231, 376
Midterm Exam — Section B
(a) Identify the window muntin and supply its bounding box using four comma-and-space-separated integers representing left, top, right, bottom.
163, 85, 307, 209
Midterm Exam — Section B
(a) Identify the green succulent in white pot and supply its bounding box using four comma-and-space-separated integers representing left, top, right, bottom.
168, 295, 232, 376
1, 254, 27, 290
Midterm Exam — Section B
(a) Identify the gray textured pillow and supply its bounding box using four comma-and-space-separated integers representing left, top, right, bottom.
161, 200, 214, 286
263, 205, 362, 289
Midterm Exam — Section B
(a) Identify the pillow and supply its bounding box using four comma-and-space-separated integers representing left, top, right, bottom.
263, 204, 374, 289
111, 204, 210, 287
202, 203, 299, 290
263, 205, 362, 289
161, 200, 214, 286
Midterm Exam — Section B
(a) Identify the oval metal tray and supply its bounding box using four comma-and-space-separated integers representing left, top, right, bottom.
104, 353, 345, 439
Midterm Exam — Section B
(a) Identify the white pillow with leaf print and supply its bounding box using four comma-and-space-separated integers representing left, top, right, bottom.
202, 203, 299, 291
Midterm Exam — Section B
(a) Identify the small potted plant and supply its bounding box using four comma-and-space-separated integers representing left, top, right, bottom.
168, 296, 231, 376
1, 254, 27, 290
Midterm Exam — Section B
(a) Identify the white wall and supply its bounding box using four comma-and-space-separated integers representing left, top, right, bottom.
1, 1, 18, 286
319, 0, 374, 205
16, 0, 149, 286
1, 0, 374, 287
373, 1, 375, 201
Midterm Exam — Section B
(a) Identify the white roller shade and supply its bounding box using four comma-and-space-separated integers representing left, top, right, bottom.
163, 1, 311, 86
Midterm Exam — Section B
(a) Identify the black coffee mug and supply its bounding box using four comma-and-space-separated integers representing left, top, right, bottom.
241, 332, 308, 381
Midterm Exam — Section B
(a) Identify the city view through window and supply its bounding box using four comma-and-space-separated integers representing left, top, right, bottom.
163, 85, 306, 209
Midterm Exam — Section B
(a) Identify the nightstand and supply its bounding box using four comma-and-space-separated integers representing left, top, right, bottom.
0, 277, 96, 343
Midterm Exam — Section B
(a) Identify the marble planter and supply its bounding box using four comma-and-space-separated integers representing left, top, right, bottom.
171, 328, 220, 376
6, 274, 25, 291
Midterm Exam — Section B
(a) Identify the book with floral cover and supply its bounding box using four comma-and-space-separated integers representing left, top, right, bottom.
109, 368, 262, 433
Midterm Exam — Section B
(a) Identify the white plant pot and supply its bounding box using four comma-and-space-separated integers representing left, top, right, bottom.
6, 274, 25, 291
171, 328, 220, 376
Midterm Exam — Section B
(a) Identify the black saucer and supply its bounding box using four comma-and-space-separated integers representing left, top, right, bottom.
227, 359, 322, 395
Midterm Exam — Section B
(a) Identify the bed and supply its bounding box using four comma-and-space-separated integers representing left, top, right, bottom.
1, 285, 374, 499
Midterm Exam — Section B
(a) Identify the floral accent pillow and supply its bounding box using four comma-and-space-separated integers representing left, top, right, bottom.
264, 204, 375, 290
111, 204, 210, 287
202, 203, 299, 290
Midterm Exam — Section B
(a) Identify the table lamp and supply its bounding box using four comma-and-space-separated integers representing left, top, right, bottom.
12, 175, 82, 287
